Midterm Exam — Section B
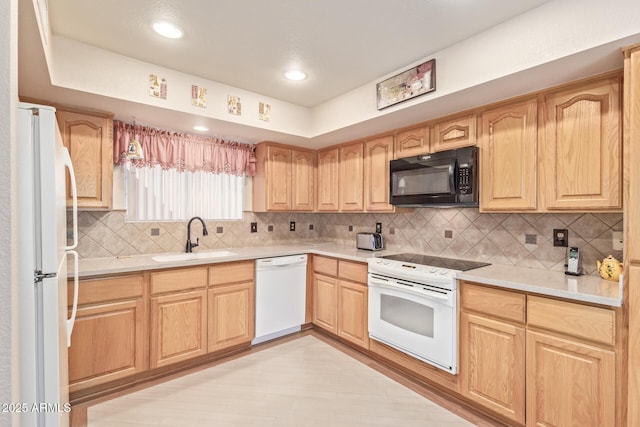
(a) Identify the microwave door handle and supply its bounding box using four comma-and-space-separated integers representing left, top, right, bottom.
449, 160, 456, 194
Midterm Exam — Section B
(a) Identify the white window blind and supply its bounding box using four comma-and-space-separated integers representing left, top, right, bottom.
121, 164, 244, 221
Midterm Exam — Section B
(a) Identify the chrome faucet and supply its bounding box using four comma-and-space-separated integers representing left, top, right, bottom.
186, 216, 208, 253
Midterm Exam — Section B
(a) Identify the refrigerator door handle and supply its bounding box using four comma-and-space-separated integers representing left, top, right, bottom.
66, 250, 79, 347
63, 147, 78, 250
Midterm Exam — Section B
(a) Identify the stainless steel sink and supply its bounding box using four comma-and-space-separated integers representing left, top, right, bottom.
152, 250, 237, 263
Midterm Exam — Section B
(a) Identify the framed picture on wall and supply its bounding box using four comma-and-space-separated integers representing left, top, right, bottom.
376, 59, 435, 110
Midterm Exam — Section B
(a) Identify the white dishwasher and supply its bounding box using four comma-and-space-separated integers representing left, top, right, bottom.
253, 254, 307, 345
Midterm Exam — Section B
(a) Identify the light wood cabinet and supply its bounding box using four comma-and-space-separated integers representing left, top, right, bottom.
431, 113, 477, 152
253, 142, 315, 211
313, 273, 338, 333
67, 274, 147, 393
460, 282, 619, 426
337, 279, 368, 348
316, 147, 340, 211
459, 284, 526, 424
624, 45, 640, 427
395, 126, 429, 158
338, 141, 364, 211
480, 98, 538, 211
541, 76, 622, 210
526, 331, 615, 427
364, 135, 394, 212
207, 260, 255, 352
292, 149, 315, 210
149, 267, 208, 368
56, 108, 114, 209
312, 256, 369, 349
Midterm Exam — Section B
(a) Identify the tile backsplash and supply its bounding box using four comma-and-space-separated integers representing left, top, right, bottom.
74, 209, 623, 275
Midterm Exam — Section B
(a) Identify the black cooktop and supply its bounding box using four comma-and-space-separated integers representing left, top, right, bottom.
380, 253, 490, 272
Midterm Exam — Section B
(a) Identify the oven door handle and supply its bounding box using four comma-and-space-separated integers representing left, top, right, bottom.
369, 277, 450, 302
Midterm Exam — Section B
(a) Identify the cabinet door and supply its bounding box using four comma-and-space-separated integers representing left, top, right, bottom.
292, 149, 315, 211
56, 110, 113, 209
337, 280, 369, 349
208, 282, 254, 352
480, 98, 537, 211
339, 142, 364, 211
526, 331, 615, 427
150, 290, 207, 368
542, 76, 622, 210
313, 273, 337, 333
266, 145, 293, 211
364, 135, 394, 212
395, 126, 429, 158
317, 148, 339, 211
431, 113, 477, 152
68, 299, 147, 393
460, 312, 525, 424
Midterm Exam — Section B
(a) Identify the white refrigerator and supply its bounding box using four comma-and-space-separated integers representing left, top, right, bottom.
18, 103, 79, 427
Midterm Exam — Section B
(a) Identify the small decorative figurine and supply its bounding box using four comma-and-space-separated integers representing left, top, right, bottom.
596, 255, 623, 282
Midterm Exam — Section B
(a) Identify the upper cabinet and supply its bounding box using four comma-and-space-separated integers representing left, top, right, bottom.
339, 141, 364, 211
480, 98, 538, 211
394, 126, 429, 159
540, 75, 622, 210
56, 108, 114, 210
394, 113, 477, 159
252, 142, 315, 212
431, 113, 477, 152
364, 135, 394, 212
317, 147, 340, 211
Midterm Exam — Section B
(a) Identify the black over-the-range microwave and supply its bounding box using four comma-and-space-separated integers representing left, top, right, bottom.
390, 146, 479, 207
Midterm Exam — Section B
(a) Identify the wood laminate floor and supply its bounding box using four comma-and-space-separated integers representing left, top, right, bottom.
88, 334, 495, 426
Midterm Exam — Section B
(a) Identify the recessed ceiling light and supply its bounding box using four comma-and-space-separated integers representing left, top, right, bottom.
284, 70, 307, 81
152, 21, 183, 39
193, 125, 209, 132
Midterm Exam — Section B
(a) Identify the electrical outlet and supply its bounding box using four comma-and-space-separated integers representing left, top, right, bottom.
553, 229, 568, 247
612, 231, 623, 251
150, 228, 160, 236
525, 234, 537, 244
216, 226, 224, 234
309, 224, 314, 230
375, 222, 382, 233
348, 225, 353, 232
250, 222, 257, 233
389, 227, 395, 235
444, 230, 453, 239
268, 225, 274, 232
289, 221, 296, 231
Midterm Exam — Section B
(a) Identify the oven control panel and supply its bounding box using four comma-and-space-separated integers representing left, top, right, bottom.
368, 258, 458, 288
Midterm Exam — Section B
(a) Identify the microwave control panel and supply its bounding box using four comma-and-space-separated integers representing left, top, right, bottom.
458, 166, 472, 194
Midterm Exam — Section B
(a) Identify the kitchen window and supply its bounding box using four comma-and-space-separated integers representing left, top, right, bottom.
113, 121, 256, 221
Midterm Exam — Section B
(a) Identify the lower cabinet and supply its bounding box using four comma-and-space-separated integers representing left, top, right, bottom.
208, 260, 255, 352
149, 267, 208, 368
150, 289, 208, 368
337, 280, 368, 348
312, 255, 369, 350
67, 274, 147, 393
526, 331, 615, 427
459, 281, 619, 427
313, 273, 338, 333
460, 284, 526, 424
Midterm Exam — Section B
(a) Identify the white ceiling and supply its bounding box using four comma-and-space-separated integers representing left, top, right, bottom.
48, 0, 552, 107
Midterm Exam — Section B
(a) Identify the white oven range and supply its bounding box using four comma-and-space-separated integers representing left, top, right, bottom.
367, 253, 489, 375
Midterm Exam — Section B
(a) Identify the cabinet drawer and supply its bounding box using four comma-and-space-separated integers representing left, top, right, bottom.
150, 267, 208, 295
461, 283, 525, 323
209, 260, 254, 286
314, 255, 338, 277
527, 296, 615, 346
69, 274, 144, 307
338, 260, 367, 284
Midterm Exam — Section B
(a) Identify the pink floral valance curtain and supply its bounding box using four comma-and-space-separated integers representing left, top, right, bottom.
113, 121, 256, 177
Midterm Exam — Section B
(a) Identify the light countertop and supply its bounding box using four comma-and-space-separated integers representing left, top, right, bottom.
73, 244, 623, 307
